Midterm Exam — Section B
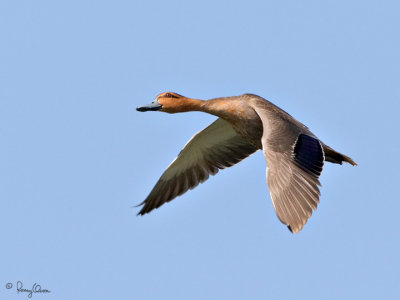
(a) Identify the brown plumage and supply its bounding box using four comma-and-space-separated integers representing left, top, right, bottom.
136, 92, 356, 233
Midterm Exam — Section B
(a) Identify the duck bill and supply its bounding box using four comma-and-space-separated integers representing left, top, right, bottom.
136, 99, 162, 112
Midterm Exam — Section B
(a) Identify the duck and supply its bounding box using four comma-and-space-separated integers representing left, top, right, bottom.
136, 92, 356, 233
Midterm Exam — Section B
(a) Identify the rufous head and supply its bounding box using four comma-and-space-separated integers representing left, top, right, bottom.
137, 92, 194, 113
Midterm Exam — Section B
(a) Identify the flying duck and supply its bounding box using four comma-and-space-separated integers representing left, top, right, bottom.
136, 92, 356, 233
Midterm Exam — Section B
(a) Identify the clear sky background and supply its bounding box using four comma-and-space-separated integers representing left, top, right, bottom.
1, 1, 399, 299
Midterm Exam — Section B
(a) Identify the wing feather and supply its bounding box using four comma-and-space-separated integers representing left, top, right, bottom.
138, 118, 258, 214
253, 103, 325, 233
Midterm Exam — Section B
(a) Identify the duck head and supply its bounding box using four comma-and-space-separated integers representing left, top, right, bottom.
137, 92, 200, 113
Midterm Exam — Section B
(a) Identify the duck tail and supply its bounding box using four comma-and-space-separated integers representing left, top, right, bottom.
321, 143, 357, 166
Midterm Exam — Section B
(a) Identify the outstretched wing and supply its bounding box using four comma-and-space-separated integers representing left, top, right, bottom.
138, 118, 258, 215
253, 102, 324, 233
264, 134, 324, 233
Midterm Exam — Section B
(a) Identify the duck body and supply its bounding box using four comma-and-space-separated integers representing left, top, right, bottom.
136, 92, 356, 233
204, 94, 264, 149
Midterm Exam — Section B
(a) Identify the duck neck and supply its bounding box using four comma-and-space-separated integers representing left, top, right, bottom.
170, 96, 236, 120
165, 98, 204, 113
200, 97, 237, 120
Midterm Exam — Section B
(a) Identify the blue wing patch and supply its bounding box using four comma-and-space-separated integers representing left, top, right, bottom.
293, 134, 324, 177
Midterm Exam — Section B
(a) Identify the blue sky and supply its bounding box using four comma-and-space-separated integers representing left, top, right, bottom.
1, 0, 399, 299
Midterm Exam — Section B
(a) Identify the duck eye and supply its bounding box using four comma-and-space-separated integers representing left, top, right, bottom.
164, 93, 180, 99
163, 92, 181, 99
